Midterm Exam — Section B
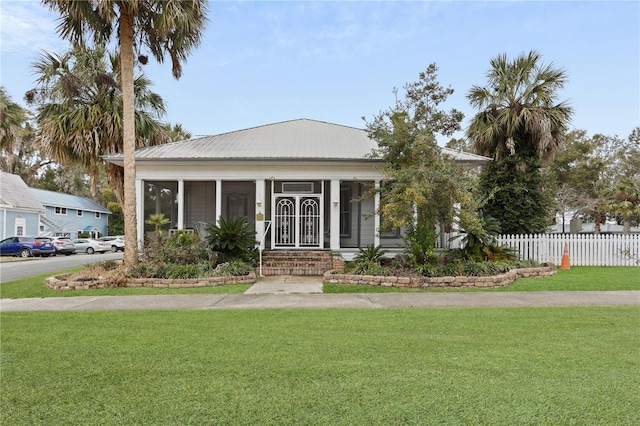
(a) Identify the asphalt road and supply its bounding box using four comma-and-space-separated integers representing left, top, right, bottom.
0, 252, 123, 282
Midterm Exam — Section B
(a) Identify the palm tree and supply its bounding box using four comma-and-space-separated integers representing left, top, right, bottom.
164, 123, 192, 142
27, 46, 168, 201
0, 86, 27, 161
466, 50, 573, 164
610, 177, 640, 235
42, 0, 208, 267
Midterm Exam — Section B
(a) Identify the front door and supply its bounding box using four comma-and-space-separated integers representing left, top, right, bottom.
273, 196, 322, 248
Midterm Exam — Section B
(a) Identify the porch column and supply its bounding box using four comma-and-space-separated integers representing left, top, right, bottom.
255, 179, 266, 249
215, 179, 222, 225
330, 179, 340, 250
136, 178, 144, 249
177, 179, 184, 230
374, 180, 381, 247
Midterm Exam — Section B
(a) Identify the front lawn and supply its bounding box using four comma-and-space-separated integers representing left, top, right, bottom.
0, 268, 251, 299
2, 307, 638, 424
1, 266, 638, 299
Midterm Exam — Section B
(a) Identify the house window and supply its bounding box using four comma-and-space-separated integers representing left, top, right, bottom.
77, 210, 83, 217
226, 193, 248, 218
55, 207, 67, 215
95, 212, 100, 219
339, 186, 351, 237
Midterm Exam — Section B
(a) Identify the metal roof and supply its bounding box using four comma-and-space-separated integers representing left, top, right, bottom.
30, 188, 111, 214
0, 171, 45, 212
103, 119, 489, 164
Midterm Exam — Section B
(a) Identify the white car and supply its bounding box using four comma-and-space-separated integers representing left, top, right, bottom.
72, 238, 110, 254
48, 236, 76, 255
98, 236, 125, 252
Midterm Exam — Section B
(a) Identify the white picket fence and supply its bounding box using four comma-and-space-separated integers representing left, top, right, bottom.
495, 234, 640, 267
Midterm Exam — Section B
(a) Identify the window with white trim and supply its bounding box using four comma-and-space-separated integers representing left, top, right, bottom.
95, 212, 100, 219
55, 207, 67, 215
77, 210, 83, 217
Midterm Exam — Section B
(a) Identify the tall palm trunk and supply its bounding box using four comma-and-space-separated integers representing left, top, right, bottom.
120, 10, 138, 267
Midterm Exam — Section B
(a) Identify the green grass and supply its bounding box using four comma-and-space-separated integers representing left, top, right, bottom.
2, 266, 638, 299
2, 307, 638, 424
0, 268, 251, 299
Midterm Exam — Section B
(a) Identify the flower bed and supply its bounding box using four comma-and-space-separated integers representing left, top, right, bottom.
45, 272, 256, 290
323, 263, 556, 289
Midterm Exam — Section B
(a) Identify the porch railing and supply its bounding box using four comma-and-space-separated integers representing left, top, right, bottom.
258, 221, 272, 277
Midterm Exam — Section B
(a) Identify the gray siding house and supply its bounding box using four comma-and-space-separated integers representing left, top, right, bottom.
105, 119, 488, 257
30, 188, 111, 239
0, 171, 45, 239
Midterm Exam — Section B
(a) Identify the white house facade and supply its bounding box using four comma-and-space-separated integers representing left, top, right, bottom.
105, 119, 489, 256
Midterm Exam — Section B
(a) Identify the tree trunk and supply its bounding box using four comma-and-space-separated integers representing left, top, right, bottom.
119, 9, 138, 267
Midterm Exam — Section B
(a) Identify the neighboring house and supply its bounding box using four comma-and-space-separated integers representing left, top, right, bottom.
104, 119, 489, 256
30, 188, 111, 239
548, 220, 640, 234
0, 171, 46, 239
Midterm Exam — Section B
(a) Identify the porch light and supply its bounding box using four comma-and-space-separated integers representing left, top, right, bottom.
256, 197, 262, 207
332, 200, 339, 207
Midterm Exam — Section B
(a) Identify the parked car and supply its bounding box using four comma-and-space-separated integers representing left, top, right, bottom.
44, 236, 76, 255
72, 238, 110, 254
0, 236, 56, 258
98, 235, 125, 252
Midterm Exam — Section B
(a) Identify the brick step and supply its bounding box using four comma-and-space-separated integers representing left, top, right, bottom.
259, 250, 336, 276
259, 266, 328, 276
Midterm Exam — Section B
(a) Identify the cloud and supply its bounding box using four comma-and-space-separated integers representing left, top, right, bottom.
0, 2, 66, 54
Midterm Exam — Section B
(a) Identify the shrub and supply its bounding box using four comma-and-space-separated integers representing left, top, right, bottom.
142, 232, 211, 266
352, 260, 390, 276
205, 216, 257, 264
214, 260, 254, 276
355, 244, 387, 263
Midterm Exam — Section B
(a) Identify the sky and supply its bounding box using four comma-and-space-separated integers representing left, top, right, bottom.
1, 0, 638, 143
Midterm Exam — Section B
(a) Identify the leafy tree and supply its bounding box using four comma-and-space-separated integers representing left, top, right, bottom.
467, 51, 573, 234
549, 128, 640, 233
0, 88, 52, 182
366, 64, 469, 263
27, 46, 168, 201
43, 0, 208, 267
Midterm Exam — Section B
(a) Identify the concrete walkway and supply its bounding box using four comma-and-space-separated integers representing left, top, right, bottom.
1, 284, 638, 312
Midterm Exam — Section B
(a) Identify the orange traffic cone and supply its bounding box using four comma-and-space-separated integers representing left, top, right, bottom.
560, 242, 571, 270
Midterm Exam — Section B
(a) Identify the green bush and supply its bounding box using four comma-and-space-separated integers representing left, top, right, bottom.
354, 244, 387, 263
205, 217, 257, 264
352, 260, 390, 276
142, 232, 211, 266
214, 260, 254, 276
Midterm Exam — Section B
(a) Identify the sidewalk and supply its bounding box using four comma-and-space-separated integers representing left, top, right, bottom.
2, 291, 639, 312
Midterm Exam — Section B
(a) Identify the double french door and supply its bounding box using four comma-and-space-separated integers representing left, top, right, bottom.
273, 195, 322, 248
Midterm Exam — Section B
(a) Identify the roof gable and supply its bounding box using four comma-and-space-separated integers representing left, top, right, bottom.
0, 171, 45, 212
103, 118, 489, 164
29, 188, 111, 214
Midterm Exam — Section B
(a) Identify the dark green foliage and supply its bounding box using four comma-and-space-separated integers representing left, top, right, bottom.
143, 231, 211, 266
214, 260, 254, 276
479, 156, 556, 234
352, 260, 390, 276
354, 244, 387, 263
205, 216, 257, 263
404, 222, 439, 266
106, 201, 124, 235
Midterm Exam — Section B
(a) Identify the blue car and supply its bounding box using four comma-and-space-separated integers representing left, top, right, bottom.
0, 236, 56, 258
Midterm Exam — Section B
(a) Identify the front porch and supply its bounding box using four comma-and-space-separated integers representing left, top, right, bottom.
137, 178, 405, 252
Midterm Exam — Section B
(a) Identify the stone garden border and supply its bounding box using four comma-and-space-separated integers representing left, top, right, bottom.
323, 263, 556, 289
45, 272, 256, 290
